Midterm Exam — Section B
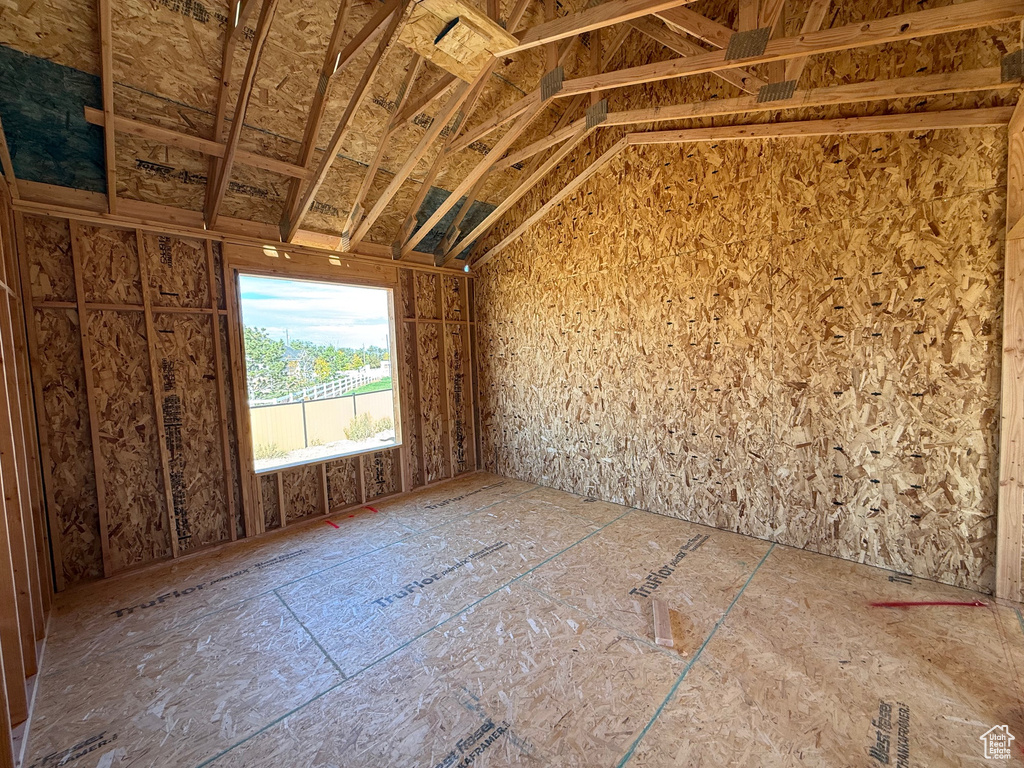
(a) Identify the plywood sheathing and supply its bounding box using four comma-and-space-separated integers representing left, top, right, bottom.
22, 214, 479, 586
23, 473, 1024, 767
87, 309, 171, 571
32, 307, 102, 583
153, 312, 232, 550
477, 127, 1007, 592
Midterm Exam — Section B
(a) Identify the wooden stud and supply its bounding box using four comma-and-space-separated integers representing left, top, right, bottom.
83, 108, 312, 181
357, 454, 366, 503
283, 5, 407, 241
0, 291, 39, 678
223, 263, 259, 537
206, 241, 237, 541
135, 231, 180, 560
319, 462, 330, 515
97, 0, 117, 214
406, 271, 428, 486
435, 274, 453, 478
997, 99, 1024, 600
0, 462, 26, 727
205, 0, 281, 229
12, 213, 64, 592
499, 0, 694, 55
0, 284, 44, 644
69, 221, 112, 577
0, 116, 17, 201
276, 471, 286, 528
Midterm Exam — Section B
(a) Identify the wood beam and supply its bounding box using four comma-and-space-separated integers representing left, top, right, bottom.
444, 22, 632, 243
391, 73, 458, 129
628, 17, 765, 93
346, 54, 426, 238
212, 0, 258, 145
626, 106, 1012, 145
282, 0, 402, 229
350, 80, 472, 246
784, 0, 830, 83
497, 66, 1015, 174
997, 92, 1024, 600
205, 0, 279, 229
499, 0, 695, 55
474, 137, 628, 268
358, 0, 535, 252
476, 106, 1013, 267
402, 100, 545, 255
494, 0, 1024, 110
0, 116, 16, 200
282, 4, 406, 241
97, 0, 117, 214
445, 125, 593, 258
654, 4, 732, 47
737, 0, 758, 31
83, 108, 312, 179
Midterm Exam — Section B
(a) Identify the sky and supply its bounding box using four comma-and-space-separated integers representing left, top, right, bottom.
239, 274, 392, 349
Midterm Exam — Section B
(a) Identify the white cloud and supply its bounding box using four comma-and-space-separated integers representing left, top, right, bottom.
239, 274, 392, 348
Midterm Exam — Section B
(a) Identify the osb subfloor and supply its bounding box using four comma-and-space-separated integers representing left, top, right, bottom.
23, 472, 1024, 767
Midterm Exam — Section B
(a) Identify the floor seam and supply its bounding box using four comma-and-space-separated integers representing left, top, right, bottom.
615, 542, 777, 768
272, 589, 345, 678
193, 506, 632, 768
519, 581, 685, 663
61, 480, 541, 669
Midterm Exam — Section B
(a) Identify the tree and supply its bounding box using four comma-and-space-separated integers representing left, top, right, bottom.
243, 327, 288, 399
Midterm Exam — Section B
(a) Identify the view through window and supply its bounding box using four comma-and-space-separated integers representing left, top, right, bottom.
238, 274, 399, 472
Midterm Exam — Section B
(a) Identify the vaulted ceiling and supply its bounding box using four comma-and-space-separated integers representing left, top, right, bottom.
0, 0, 1020, 270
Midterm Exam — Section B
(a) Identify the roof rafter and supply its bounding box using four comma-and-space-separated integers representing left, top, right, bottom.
204, 0, 280, 229
628, 17, 765, 93
358, 0, 537, 254
281, 2, 407, 241
475, 106, 1013, 267
498, 0, 696, 55
97, 0, 117, 213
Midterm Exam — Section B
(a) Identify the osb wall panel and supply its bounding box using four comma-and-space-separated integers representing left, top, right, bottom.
153, 312, 231, 551
362, 448, 399, 501
87, 309, 170, 570
261, 474, 281, 532
220, 316, 245, 539
78, 225, 143, 305
399, 319, 424, 489
476, 128, 1006, 593
24, 217, 476, 585
143, 232, 211, 309
326, 457, 360, 511
25, 216, 75, 303
33, 308, 102, 582
416, 321, 446, 484
283, 464, 322, 522
446, 324, 472, 476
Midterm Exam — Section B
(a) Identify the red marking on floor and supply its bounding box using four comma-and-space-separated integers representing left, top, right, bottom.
325, 520, 340, 529
870, 600, 987, 608
365, 506, 379, 514
349, 514, 355, 518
